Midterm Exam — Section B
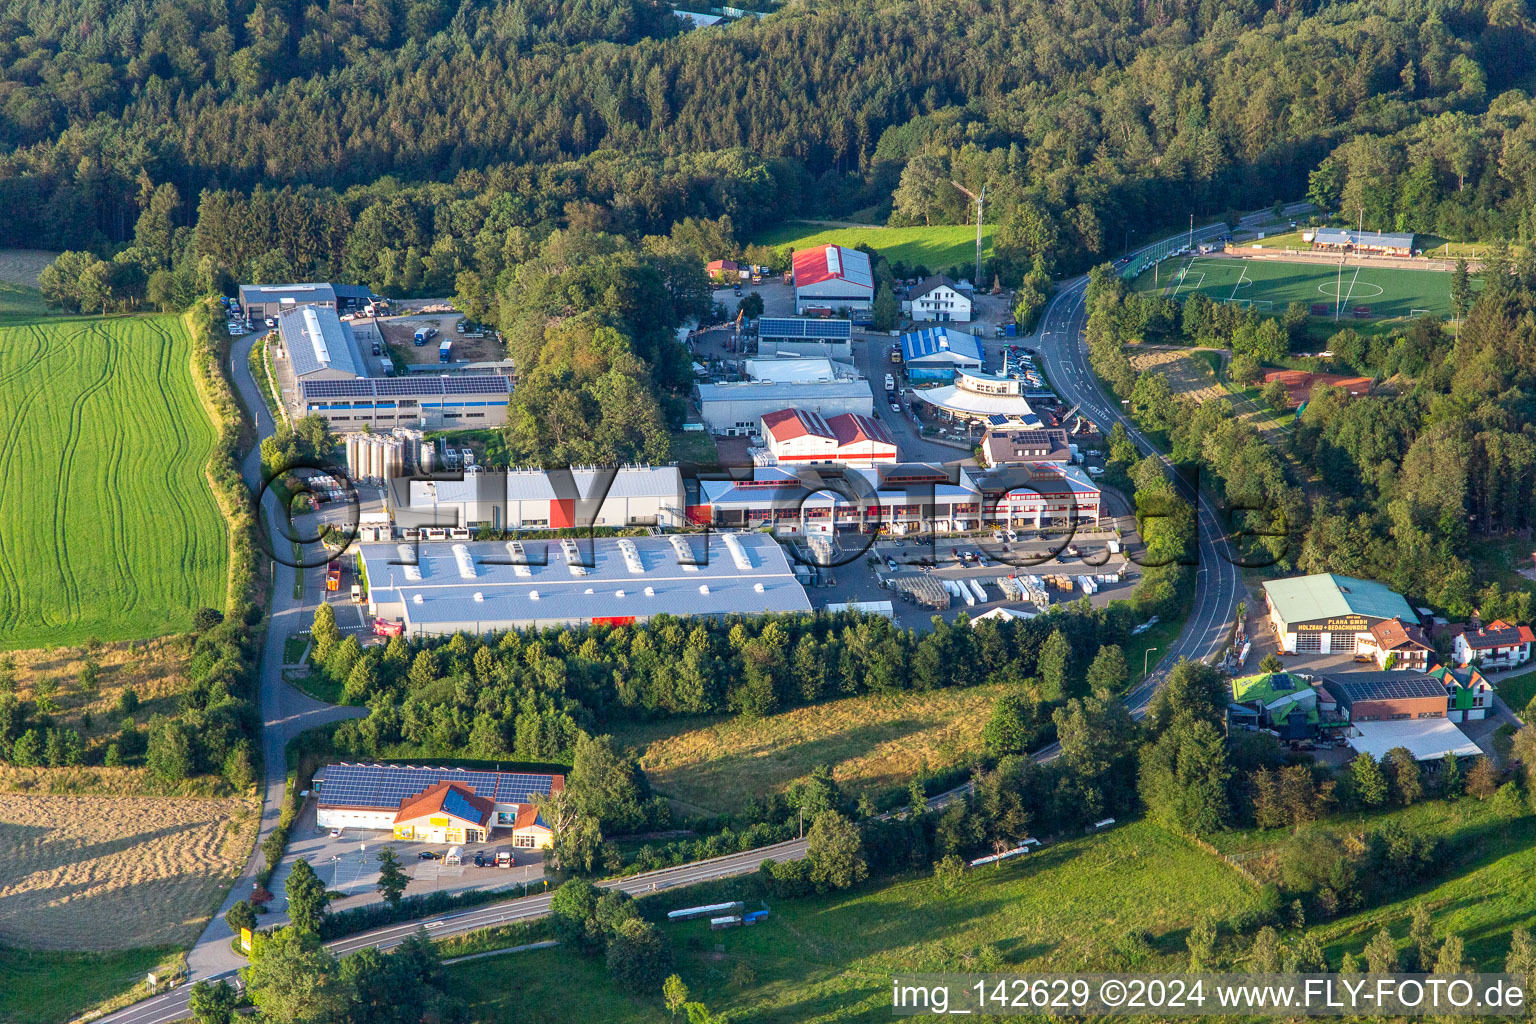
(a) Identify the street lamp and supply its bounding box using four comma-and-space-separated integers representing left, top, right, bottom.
1144, 646, 1158, 678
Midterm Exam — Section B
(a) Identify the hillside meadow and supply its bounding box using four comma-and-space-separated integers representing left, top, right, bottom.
749, 222, 995, 275
453, 821, 1258, 1023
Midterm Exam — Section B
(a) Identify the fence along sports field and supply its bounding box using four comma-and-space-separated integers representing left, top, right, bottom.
0, 314, 226, 648
1141, 255, 1455, 320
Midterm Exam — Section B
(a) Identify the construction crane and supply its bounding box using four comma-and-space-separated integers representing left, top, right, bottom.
950, 180, 990, 290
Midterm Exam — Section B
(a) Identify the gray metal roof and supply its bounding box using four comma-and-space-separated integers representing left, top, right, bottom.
1312, 228, 1415, 249
365, 535, 811, 626
697, 379, 874, 404
239, 282, 339, 306
280, 306, 367, 379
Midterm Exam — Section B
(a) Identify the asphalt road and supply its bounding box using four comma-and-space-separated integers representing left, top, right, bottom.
96, 207, 1304, 1021
94, 839, 807, 1024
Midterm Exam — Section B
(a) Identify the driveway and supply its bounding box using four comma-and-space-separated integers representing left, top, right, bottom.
184, 331, 367, 978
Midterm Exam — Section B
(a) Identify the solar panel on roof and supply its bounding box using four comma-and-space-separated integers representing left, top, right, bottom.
300, 376, 510, 400
758, 318, 851, 340
317, 762, 558, 809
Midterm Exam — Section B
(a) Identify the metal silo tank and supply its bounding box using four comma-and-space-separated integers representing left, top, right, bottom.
420, 439, 436, 474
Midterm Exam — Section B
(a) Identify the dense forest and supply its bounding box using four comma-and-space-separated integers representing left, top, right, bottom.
11, 0, 1536, 466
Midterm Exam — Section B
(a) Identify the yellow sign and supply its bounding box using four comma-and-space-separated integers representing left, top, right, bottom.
428, 816, 449, 826
240, 927, 253, 953
1295, 616, 1370, 632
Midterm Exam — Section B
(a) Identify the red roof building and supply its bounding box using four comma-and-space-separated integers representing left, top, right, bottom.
760, 407, 897, 466
1451, 619, 1535, 669
792, 245, 875, 314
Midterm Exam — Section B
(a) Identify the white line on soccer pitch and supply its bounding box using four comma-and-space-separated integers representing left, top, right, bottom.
1171, 258, 1202, 299
1228, 264, 1249, 301
1339, 265, 1361, 314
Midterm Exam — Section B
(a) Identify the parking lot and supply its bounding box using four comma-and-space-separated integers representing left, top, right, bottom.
264, 798, 546, 917
377, 312, 504, 366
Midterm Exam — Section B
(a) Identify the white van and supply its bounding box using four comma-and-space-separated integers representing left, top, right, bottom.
884, 373, 896, 392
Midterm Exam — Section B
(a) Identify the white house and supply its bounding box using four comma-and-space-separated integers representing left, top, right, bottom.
1451, 620, 1534, 668
905, 275, 972, 322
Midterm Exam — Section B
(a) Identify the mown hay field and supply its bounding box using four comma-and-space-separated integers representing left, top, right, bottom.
1127, 348, 1226, 403
0, 792, 257, 951
0, 315, 226, 648
611, 682, 1015, 815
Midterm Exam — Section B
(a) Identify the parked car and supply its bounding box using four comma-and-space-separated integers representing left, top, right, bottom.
472, 852, 486, 867
330, 828, 341, 837
890, 401, 901, 413
417, 850, 439, 860
264, 317, 277, 328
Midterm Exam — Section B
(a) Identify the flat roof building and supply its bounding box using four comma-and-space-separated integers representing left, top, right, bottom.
1263, 573, 1416, 655
299, 375, 510, 430
792, 246, 874, 315
1344, 718, 1479, 762
756, 318, 854, 360
743, 357, 852, 382
362, 534, 811, 636
238, 282, 374, 319
388, 466, 686, 531
697, 379, 874, 434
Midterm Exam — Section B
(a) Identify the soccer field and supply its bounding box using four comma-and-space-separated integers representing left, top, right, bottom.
0, 314, 227, 648
1141, 256, 1454, 320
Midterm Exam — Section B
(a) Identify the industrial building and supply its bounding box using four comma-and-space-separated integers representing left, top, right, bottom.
911, 368, 1040, 426
362, 534, 812, 636
900, 327, 984, 380
690, 463, 1099, 533
744, 357, 853, 383
1262, 573, 1416, 654
755, 318, 854, 360
300, 376, 510, 430
904, 275, 972, 322
280, 306, 372, 382
979, 428, 1072, 468
697, 379, 874, 434
760, 408, 898, 466
238, 282, 375, 319
792, 245, 874, 315
271, 302, 511, 429
1320, 672, 1449, 722
387, 466, 687, 531
1308, 228, 1415, 257
313, 763, 561, 847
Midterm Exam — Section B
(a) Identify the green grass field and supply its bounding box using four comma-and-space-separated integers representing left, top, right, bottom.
1137, 255, 1455, 321
452, 821, 1258, 1023
0, 945, 182, 1024
749, 222, 994, 273
0, 314, 227, 648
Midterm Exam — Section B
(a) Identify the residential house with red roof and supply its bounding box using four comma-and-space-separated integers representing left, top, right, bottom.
1450, 620, 1534, 669
1357, 618, 1434, 671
